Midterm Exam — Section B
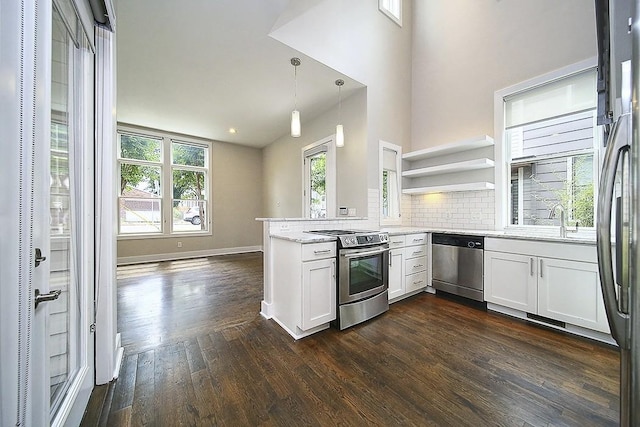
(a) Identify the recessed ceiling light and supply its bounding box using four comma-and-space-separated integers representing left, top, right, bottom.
229, 128, 237, 134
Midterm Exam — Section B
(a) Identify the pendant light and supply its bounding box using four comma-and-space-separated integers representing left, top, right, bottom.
335, 79, 345, 147
290, 57, 301, 138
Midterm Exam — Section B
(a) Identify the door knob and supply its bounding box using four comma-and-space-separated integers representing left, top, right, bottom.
34, 289, 61, 309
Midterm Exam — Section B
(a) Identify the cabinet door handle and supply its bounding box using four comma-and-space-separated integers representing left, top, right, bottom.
539, 259, 543, 278
389, 254, 393, 267
530, 258, 534, 276
314, 249, 332, 255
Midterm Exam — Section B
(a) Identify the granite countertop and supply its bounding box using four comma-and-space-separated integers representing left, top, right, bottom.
381, 227, 596, 245
256, 217, 367, 222
270, 231, 337, 243
269, 225, 596, 246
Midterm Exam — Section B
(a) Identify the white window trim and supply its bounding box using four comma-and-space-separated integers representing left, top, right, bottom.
493, 57, 597, 230
379, 140, 402, 226
301, 135, 336, 218
117, 124, 213, 239
378, 0, 402, 27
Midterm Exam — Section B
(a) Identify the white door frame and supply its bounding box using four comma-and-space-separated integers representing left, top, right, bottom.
0, 0, 108, 425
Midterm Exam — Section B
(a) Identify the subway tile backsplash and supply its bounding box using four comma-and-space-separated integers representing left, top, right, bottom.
410, 190, 495, 230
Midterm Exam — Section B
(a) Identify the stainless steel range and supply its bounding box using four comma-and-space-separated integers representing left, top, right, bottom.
306, 230, 390, 329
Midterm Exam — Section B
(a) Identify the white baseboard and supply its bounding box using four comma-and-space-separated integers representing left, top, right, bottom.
112, 333, 124, 380
117, 245, 263, 265
261, 300, 273, 319
486, 302, 617, 346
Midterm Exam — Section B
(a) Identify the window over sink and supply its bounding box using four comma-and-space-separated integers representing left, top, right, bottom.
495, 62, 599, 231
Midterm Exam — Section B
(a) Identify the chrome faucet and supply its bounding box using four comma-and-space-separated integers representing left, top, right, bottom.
549, 203, 567, 238
548, 203, 578, 238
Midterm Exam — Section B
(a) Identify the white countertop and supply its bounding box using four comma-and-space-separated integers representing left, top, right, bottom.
380, 227, 596, 245
256, 217, 367, 222
270, 231, 337, 243
270, 227, 596, 246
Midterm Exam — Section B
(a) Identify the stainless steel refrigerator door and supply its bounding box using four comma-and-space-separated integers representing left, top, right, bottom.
630, 2, 640, 424
597, 113, 631, 348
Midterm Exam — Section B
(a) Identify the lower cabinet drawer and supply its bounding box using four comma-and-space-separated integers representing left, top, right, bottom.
405, 272, 427, 293
404, 245, 427, 259
301, 242, 336, 261
405, 256, 427, 275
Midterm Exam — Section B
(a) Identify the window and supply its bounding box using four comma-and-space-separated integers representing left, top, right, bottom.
379, 0, 402, 26
303, 137, 336, 218
380, 141, 402, 225
498, 66, 598, 229
117, 130, 210, 236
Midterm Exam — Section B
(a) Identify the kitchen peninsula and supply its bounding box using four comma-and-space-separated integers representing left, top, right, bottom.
257, 217, 612, 345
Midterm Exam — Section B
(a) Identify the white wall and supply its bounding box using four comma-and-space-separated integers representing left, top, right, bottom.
411, 0, 596, 150
408, 0, 597, 230
262, 88, 368, 218
269, 0, 413, 192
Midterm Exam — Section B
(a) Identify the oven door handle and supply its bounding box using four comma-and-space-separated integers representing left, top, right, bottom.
342, 247, 389, 259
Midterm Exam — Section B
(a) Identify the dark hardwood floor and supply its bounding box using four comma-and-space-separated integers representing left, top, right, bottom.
82, 252, 620, 426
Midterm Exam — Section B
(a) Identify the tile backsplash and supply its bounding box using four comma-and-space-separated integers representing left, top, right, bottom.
410, 190, 495, 230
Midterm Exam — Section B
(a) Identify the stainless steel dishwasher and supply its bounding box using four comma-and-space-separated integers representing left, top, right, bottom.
431, 234, 484, 301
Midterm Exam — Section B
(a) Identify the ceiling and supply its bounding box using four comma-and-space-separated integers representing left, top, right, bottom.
115, 0, 364, 148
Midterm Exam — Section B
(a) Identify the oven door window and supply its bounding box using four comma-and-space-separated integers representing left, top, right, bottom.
349, 256, 384, 295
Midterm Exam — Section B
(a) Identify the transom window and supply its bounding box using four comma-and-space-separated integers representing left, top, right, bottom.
117, 129, 210, 236
379, 0, 402, 26
500, 68, 598, 229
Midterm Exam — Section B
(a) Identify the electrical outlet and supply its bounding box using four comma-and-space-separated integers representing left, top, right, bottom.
280, 223, 290, 231
348, 208, 356, 217
177, 241, 182, 248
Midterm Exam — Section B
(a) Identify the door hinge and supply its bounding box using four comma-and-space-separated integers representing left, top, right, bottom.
89, 323, 96, 333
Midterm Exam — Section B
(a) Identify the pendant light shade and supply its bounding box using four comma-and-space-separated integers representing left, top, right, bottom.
336, 124, 344, 147
291, 110, 301, 138
335, 79, 345, 147
290, 58, 301, 138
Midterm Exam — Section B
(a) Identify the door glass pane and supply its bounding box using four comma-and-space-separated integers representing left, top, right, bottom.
50, 4, 79, 414
308, 152, 326, 218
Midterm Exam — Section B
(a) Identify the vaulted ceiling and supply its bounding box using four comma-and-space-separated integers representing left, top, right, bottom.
115, 0, 364, 148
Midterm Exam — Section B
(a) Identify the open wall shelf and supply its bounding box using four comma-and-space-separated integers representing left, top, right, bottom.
403, 182, 495, 195
402, 136, 495, 195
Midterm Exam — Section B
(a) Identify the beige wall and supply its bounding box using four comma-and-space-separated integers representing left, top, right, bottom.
411, 0, 597, 150
117, 139, 263, 260
262, 88, 368, 218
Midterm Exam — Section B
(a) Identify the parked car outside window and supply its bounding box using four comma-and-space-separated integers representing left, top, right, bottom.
183, 206, 201, 225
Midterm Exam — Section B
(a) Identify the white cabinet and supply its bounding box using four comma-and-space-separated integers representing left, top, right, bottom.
388, 232, 429, 302
301, 258, 336, 330
538, 258, 608, 333
271, 238, 336, 339
484, 251, 537, 313
484, 238, 610, 336
388, 248, 405, 300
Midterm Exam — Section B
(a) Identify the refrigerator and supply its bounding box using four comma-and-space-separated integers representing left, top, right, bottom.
595, 0, 636, 425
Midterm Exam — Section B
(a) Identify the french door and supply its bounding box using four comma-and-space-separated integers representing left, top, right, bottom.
0, 0, 95, 425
